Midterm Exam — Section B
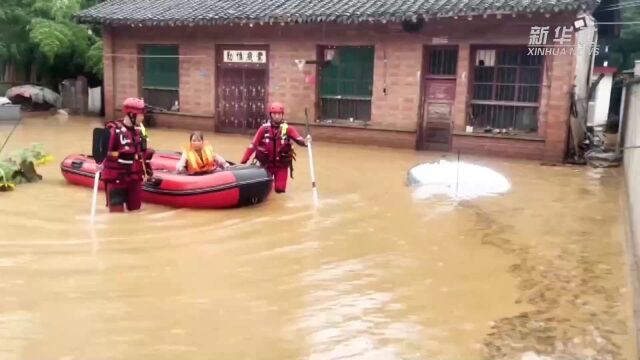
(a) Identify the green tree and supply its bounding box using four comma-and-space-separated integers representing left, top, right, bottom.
608, 5, 640, 70
0, 0, 103, 87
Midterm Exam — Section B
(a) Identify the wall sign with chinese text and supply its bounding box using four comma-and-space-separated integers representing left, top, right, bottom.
223, 50, 267, 63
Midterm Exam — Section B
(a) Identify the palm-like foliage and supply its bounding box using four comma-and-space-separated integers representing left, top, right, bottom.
614, 7, 640, 70
0, 0, 103, 86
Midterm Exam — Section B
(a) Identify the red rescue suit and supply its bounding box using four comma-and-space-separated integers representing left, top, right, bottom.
240, 122, 306, 193
101, 119, 154, 212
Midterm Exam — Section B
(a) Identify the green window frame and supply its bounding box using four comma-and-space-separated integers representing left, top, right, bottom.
142, 45, 179, 90
141, 45, 179, 110
319, 46, 374, 121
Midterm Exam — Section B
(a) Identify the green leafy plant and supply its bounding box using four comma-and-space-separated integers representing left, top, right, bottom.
0, 143, 53, 190
85, 40, 103, 78
606, 6, 640, 70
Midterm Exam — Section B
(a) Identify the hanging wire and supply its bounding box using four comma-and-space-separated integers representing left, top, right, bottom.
0, 117, 21, 156
596, 0, 640, 11
104, 53, 212, 58
596, 21, 640, 24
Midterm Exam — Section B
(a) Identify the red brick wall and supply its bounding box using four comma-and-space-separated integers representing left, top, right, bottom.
268, 41, 316, 120
151, 112, 215, 131
179, 38, 215, 115
453, 134, 546, 160
102, 26, 115, 121
105, 14, 577, 160
543, 48, 576, 162
452, 43, 471, 133
111, 32, 139, 114
289, 123, 417, 149
371, 42, 422, 130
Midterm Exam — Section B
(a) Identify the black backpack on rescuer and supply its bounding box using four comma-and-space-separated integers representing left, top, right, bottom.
92, 127, 110, 164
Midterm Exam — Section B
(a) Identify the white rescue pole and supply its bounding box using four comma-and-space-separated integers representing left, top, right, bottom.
307, 136, 319, 206
90, 170, 100, 223
304, 107, 319, 206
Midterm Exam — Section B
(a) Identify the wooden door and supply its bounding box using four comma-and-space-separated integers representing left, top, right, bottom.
216, 46, 269, 133
244, 68, 268, 130
217, 69, 246, 131
419, 46, 459, 151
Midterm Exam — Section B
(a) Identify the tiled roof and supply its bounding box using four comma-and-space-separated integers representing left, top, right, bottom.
77, 0, 600, 25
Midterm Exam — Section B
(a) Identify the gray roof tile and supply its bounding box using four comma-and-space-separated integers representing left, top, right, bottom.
76, 0, 600, 25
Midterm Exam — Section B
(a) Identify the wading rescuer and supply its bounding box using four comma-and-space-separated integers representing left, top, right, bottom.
240, 102, 309, 193
98, 98, 154, 212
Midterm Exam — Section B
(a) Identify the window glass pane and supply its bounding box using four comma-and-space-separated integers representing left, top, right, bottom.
321, 98, 371, 121
470, 103, 538, 132
469, 47, 543, 133
476, 49, 496, 66
519, 67, 542, 84
518, 85, 540, 102
497, 68, 517, 84
428, 48, 458, 75
497, 48, 520, 65
474, 67, 495, 83
496, 85, 516, 101
143, 45, 179, 89
320, 46, 373, 98
474, 84, 493, 100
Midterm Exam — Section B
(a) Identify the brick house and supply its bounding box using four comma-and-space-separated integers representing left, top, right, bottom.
77, 0, 600, 162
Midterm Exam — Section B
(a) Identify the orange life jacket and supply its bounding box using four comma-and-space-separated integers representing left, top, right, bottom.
185, 143, 216, 174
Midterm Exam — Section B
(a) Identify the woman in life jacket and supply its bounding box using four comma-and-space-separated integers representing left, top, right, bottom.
176, 131, 229, 175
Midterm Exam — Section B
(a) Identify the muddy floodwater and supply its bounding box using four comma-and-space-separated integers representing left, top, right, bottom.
0, 116, 636, 360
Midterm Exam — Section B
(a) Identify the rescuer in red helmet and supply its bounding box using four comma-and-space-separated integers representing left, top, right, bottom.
100, 97, 154, 212
240, 101, 309, 193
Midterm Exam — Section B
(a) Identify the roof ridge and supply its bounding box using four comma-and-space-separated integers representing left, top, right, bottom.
76, 0, 600, 25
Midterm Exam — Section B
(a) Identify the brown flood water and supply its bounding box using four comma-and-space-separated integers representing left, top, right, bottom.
0, 115, 636, 360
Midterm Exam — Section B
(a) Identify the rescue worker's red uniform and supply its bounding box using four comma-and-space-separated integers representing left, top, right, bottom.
240, 102, 306, 193
101, 98, 154, 212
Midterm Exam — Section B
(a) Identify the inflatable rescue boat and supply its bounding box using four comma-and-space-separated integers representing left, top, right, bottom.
60, 151, 273, 209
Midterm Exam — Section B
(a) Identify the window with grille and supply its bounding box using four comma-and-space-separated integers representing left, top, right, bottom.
141, 45, 179, 111
319, 46, 374, 122
469, 47, 544, 133
427, 48, 458, 76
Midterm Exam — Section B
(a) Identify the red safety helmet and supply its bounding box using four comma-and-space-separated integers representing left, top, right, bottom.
268, 102, 285, 114
123, 97, 145, 115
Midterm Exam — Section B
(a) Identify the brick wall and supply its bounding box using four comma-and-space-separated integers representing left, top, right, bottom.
105, 14, 577, 161
453, 134, 546, 160
102, 26, 114, 120
268, 41, 316, 120
294, 123, 417, 149
179, 36, 215, 115
543, 49, 576, 162
111, 32, 139, 113
151, 112, 215, 131
452, 43, 471, 133
371, 42, 422, 131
